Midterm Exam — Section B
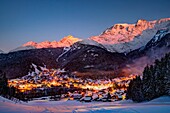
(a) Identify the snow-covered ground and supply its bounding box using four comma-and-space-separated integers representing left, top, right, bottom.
0, 96, 169, 113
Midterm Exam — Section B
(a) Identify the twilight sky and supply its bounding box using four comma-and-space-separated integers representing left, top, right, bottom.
0, 0, 170, 52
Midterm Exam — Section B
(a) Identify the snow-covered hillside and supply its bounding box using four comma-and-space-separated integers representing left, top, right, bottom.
0, 96, 169, 113
23, 35, 81, 48
10, 45, 36, 52
90, 18, 170, 53
11, 35, 81, 52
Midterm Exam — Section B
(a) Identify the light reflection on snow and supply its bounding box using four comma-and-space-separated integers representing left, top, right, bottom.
0, 96, 170, 113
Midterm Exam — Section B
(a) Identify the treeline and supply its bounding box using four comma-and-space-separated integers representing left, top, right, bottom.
0, 70, 17, 100
127, 53, 170, 102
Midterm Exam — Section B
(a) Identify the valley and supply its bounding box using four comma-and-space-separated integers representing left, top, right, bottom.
0, 17, 170, 113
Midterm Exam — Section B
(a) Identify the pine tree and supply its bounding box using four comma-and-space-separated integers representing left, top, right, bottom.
143, 65, 156, 100
126, 79, 133, 99
163, 53, 170, 95
126, 76, 144, 102
132, 76, 144, 102
126, 52, 170, 102
0, 70, 8, 96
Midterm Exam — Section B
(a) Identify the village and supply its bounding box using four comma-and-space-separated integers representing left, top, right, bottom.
8, 65, 137, 102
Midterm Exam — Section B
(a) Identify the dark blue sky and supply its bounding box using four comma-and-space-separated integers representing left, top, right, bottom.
0, 0, 170, 52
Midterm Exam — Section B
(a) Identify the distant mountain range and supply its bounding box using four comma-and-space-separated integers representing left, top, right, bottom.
0, 18, 170, 79
10, 18, 170, 53
10, 35, 81, 52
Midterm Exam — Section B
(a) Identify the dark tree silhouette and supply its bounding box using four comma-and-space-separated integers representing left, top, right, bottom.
127, 53, 170, 102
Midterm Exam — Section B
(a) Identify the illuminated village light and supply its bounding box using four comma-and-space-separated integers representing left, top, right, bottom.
8, 69, 137, 93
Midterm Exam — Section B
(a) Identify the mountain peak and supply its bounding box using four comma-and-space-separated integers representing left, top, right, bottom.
11, 35, 82, 52
57, 35, 82, 47
112, 23, 130, 30
59, 35, 81, 43
136, 19, 148, 26
22, 35, 81, 48
90, 17, 170, 52
23, 41, 37, 47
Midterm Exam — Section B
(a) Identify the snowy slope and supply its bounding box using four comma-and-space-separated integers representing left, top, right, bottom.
11, 35, 81, 52
73, 96, 170, 113
0, 96, 169, 113
144, 28, 169, 49
10, 45, 36, 52
23, 35, 81, 48
90, 18, 170, 53
56, 39, 105, 62
79, 39, 105, 48
73, 105, 170, 113
146, 96, 170, 104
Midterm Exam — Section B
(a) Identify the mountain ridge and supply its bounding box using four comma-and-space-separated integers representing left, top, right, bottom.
10, 18, 170, 53
90, 18, 170, 53
10, 35, 81, 52
1, 17, 170, 79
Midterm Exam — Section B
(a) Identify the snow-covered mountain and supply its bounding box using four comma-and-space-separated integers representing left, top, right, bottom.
0, 49, 4, 54
144, 28, 169, 49
2, 17, 170, 79
57, 31, 170, 76
10, 18, 170, 53
10, 35, 81, 52
90, 18, 170, 53
57, 41, 127, 76
23, 35, 81, 48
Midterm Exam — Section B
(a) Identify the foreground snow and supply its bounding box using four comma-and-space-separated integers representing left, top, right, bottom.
73, 105, 170, 113
0, 96, 169, 113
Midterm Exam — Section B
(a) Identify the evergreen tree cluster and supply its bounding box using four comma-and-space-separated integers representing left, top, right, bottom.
127, 53, 170, 102
0, 70, 16, 98
0, 70, 8, 95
